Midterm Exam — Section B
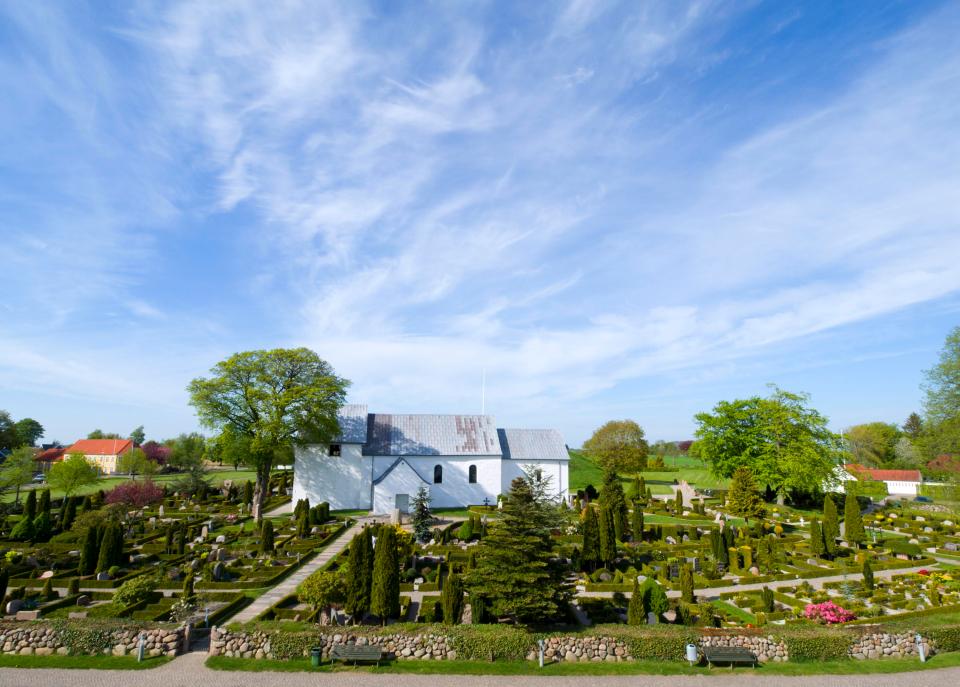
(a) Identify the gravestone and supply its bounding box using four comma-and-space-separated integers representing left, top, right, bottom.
76, 595, 91, 607
212, 562, 226, 581
215, 534, 226, 544
945, 542, 958, 552
200, 525, 209, 539
5, 599, 24, 615
646, 611, 658, 625
96, 572, 111, 581
158, 505, 165, 517
16, 610, 40, 621
39, 570, 54, 579
68, 612, 88, 619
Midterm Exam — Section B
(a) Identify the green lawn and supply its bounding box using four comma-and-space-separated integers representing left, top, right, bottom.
0, 654, 172, 670
206, 651, 960, 675
569, 449, 727, 493
4, 468, 260, 503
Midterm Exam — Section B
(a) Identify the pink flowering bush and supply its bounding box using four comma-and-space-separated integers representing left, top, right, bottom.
804, 601, 856, 624
106, 480, 165, 509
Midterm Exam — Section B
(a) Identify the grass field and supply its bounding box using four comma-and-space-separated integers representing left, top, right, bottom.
206, 651, 960, 675
569, 449, 728, 493
2, 468, 260, 503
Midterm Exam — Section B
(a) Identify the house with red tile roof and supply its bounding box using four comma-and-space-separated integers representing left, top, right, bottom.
33, 446, 66, 472
63, 438, 133, 475
831, 462, 923, 496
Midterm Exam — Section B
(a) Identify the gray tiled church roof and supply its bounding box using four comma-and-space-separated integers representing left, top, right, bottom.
363, 414, 502, 456
497, 428, 569, 461
335, 404, 369, 443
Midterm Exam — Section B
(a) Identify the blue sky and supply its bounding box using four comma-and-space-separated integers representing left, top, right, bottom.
2, 0, 959, 447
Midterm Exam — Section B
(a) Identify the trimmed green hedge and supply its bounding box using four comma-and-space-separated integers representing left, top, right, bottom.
781, 628, 851, 662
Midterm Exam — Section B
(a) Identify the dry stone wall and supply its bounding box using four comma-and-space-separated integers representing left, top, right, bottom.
211, 626, 937, 663
848, 631, 931, 660
0, 622, 184, 657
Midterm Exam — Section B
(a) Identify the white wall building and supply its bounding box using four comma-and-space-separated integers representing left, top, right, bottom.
827, 463, 923, 496
293, 405, 569, 514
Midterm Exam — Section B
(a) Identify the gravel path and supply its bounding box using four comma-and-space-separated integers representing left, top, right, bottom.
1, 653, 958, 687
230, 518, 367, 623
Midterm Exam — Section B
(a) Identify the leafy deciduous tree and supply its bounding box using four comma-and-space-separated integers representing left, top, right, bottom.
47, 453, 99, 499
187, 348, 349, 521
583, 420, 648, 475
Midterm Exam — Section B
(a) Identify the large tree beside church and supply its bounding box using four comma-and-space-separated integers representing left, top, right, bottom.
188, 348, 349, 521
693, 386, 843, 504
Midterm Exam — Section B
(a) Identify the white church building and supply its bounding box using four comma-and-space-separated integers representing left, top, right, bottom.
292, 405, 570, 514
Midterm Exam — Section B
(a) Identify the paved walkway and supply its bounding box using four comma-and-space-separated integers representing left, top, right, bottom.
230, 518, 367, 623
578, 563, 936, 601
1, 653, 959, 687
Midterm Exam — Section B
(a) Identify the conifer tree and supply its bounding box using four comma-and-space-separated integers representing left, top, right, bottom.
644, 578, 669, 621
761, 586, 775, 612
370, 526, 400, 623
465, 476, 572, 624
345, 528, 374, 620
680, 563, 695, 603
600, 467, 628, 541
59, 496, 77, 531
176, 522, 186, 555
726, 467, 765, 520
38, 489, 51, 516
844, 492, 865, 547
440, 567, 464, 624
297, 509, 310, 538
243, 480, 254, 507
627, 576, 644, 625
862, 557, 874, 592
580, 506, 600, 571
809, 518, 825, 558
631, 503, 644, 542
96, 522, 121, 573
80, 526, 98, 575
598, 504, 617, 566
182, 572, 194, 599
674, 489, 683, 513
260, 519, 275, 554
630, 475, 642, 501
410, 485, 433, 543
823, 495, 840, 556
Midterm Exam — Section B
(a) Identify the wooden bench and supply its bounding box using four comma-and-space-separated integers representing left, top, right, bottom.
330, 644, 385, 666
702, 646, 757, 669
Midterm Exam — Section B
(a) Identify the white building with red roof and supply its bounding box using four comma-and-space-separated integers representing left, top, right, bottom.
832, 462, 923, 496
63, 438, 133, 475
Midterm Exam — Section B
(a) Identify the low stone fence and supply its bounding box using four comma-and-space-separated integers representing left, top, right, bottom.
211, 628, 455, 660
849, 631, 931, 660
0, 621, 185, 657
211, 625, 941, 664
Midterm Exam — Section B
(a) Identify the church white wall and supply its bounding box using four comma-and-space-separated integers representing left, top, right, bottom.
884, 480, 919, 495
501, 459, 568, 500
293, 444, 371, 510
372, 460, 429, 514
370, 455, 502, 511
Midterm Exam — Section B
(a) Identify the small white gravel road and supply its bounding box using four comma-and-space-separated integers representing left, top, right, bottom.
1, 652, 959, 687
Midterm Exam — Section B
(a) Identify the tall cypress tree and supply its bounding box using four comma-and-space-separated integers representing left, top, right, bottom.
260, 519, 275, 554
823, 495, 840, 551
370, 526, 399, 624
679, 563, 695, 603
862, 557, 874, 592
598, 504, 617, 566
345, 529, 374, 620
631, 503, 644, 542
674, 489, 684, 513
580, 507, 600, 571
80, 526, 99, 575
809, 518, 825, 558
627, 576, 644, 625
600, 467, 628, 541
844, 492, 865, 547
59, 496, 78, 531
96, 523, 120, 573
630, 475, 642, 501
440, 566, 464, 624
